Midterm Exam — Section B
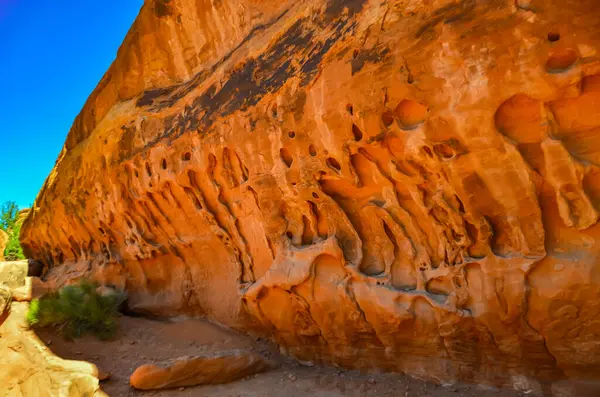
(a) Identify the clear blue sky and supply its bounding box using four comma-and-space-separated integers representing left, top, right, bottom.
0, 0, 143, 209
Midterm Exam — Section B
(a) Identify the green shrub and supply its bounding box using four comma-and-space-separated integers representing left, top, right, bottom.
0, 201, 19, 231
4, 217, 24, 261
1, 200, 25, 261
27, 280, 126, 340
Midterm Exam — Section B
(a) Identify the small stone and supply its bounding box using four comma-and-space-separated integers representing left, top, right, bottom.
98, 369, 111, 381
368, 378, 376, 385
129, 340, 136, 345
288, 374, 297, 381
178, 387, 185, 391
298, 360, 314, 367
516, 0, 532, 9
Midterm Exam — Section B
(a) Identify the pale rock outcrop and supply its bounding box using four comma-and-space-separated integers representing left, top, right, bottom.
0, 302, 107, 396
0, 285, 10, 327
19, 0, 600, 390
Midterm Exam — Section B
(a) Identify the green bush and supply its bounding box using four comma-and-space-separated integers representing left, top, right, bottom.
1, 200, 25, 261
4, 217, 24, 261
0, 201, 19, 231
27, 280, 126, 340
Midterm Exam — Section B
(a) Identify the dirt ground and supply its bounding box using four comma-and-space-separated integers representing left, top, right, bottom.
35, 315, 532, 397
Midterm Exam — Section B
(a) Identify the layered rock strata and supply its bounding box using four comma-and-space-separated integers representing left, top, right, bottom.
21, 0, 600, 390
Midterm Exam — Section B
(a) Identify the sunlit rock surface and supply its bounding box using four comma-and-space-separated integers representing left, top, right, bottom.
0, 262, 106, 397
21, 0, 600, 389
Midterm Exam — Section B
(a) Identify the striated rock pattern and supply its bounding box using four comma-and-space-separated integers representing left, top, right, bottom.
21, 0, 600, 390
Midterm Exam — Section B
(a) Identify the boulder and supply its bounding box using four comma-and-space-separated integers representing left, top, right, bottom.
17, 0, 600, 389
0, 285, 10, 328
130, 350, 273, 390
0, 260, 28, 289
11, 277, 32, 302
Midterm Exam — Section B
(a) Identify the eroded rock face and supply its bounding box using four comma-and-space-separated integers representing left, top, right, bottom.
20, 0, 600, 389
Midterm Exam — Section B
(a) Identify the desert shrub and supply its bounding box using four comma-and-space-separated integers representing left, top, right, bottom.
27, 280, 126, 340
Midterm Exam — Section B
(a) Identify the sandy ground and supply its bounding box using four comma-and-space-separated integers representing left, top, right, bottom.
35, 315, 530, 397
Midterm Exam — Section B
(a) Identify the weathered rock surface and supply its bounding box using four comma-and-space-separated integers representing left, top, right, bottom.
0, 302, 107, 397
0, 262, 108, 396
0, 261, 32, 302
20, 0, 600, 390
0, 260, 28, 289
0, 285, 10, 328
130, 350, 273, 390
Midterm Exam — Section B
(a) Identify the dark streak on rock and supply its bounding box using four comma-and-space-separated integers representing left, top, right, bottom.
164, 18, 352, 136
136, 87, 176, 107
118, 124, 136, 161
126, 8, 362, 163
154, 0, 172, 18
324, 0, 367, 21
291, 91, 307, 122
136, 7, 292, 109
351, 46, 390, 75
416, 0, 476, 39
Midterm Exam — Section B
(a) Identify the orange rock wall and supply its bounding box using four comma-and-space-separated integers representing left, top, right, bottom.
21, 0, 600, 389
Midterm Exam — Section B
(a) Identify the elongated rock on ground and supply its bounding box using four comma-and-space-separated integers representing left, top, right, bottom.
20, 0, 600, 390
130, 350, 273, 390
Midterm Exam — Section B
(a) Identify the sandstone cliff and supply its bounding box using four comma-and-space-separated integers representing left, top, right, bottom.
21, 0, 600, 390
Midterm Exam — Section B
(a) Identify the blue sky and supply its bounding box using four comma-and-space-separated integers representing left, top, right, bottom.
0, 0, 143, 209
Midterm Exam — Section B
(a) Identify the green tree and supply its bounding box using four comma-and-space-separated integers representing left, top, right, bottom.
4, 218, 24, 261
0, 201, 19, 231
1, 201, 25, 261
